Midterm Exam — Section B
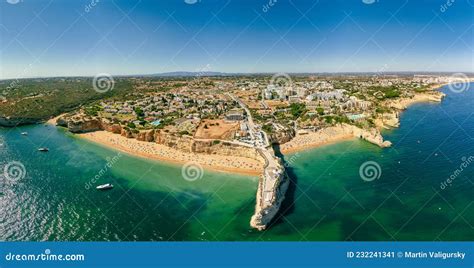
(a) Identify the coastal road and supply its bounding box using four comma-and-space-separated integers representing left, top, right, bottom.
228, 93, 281, 206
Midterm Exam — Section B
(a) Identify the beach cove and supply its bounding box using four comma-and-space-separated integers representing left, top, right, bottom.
1, 84, 473, 241
60, 86, 447, 172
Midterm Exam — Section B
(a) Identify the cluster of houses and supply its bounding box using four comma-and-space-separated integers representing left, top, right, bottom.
82, 75, 455, 142
97, 88, 241, 133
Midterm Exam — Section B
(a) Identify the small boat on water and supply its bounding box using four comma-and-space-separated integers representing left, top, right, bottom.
21, 132, 28, 135
96, 183, 114, 190
38, 147, 49, 152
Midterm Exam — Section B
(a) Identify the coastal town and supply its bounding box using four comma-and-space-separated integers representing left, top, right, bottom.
3, 0, 474, 263
41, 74, 454, 230
56, 74, 450, 146
0, 72, 464, 230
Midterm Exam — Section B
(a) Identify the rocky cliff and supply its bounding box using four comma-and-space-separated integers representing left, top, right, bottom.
56, 114, 264, 163
0, 117, 39, 127
267, 129, 295, 144
344, 124, 392, 148
374, 112, 400, 129
250, 158, 288, 231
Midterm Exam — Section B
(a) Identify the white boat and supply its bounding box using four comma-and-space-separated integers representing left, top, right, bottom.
96, 183, 114, 190
38, 147, 49, 152
21, 132, 28, 135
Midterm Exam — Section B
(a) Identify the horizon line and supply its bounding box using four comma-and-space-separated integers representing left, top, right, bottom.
1, 70, 474, 81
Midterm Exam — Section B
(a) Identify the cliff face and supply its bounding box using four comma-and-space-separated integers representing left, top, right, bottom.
374, 112, 400, 129
0, 117, 39, 127
250, 159, 288, 231
101, 118, 122, 134
192, 140, 264, 162
356, 127, 392, 148
67, 118, 102, 133
386, 91, 446, 110
268, 129, 295, 144
56, 114, 263, 162
342, 123, 392, 148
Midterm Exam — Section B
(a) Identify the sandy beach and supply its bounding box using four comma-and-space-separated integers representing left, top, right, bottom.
46, 114, 67, 125
280, 126, 355, 154
386, 91, 445, 110
77, 131, 263, 176
281, 89, 447, 154
59, 84, 451, 174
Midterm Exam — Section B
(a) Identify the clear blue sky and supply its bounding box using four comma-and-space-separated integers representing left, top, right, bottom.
0, 0, 472, 79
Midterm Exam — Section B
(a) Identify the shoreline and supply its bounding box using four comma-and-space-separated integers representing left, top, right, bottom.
280, 84, 448, 155
280, 133, 354, 154
76, 131, 262, 177
59, 83, 450, 174
47, 114, 67, 125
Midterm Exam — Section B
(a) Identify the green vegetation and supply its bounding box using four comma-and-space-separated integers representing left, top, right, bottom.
369, 86, 400, 99
324, 115, 350, 125
262, 124, 273, 133
0, 77, 132, 124
134, 107, 145, 117
84, 105, 103, 116
289, 103, 307, 119
375, 106, 391, 114
179, 130, 190, 136
316, 107, 324, 116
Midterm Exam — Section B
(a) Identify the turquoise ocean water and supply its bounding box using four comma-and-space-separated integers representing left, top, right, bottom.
1, 84, 473, 241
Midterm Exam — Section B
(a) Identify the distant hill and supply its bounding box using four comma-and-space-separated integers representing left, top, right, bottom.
142, 71, 474, 78
147, 71, 232, 77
